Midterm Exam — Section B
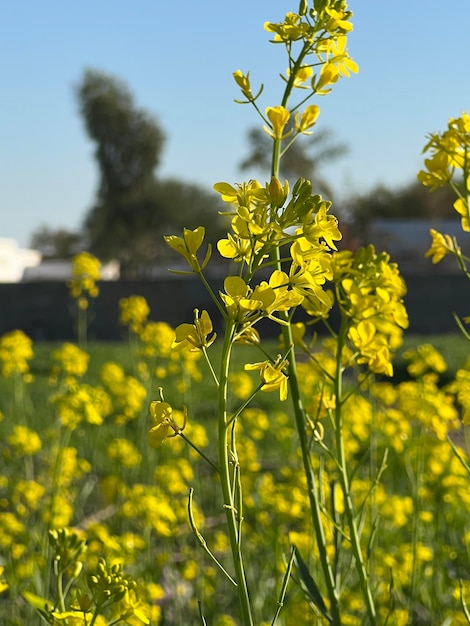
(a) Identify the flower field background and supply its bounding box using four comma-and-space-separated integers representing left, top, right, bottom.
1, 320, 470, 624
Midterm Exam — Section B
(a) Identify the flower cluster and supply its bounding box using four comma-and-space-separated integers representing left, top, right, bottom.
0, 330, 34, 379
68, 251, 102, 309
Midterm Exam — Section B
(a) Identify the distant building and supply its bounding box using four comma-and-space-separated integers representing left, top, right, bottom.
368, 219, 469, 274
23, 258, 120, 281
0, 238, 42, 282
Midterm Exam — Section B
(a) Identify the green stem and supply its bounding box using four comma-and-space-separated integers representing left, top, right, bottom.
279, 314, 341, 624
179, 433, 219, 473
218, 319, 254, 626
334, 315, 376, 625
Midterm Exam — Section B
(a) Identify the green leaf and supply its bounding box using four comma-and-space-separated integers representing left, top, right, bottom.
22, 590, 53, 613
293, 546, 333, 623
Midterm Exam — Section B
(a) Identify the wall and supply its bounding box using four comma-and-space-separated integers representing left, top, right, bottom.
0, 274, 467, 341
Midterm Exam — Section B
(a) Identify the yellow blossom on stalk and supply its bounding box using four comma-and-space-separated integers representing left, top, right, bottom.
51, 343, 89, 378
100, 362, 146, 424
8, 425, 42, 456
245, 355, 289, 401
148, 400, 185, 447
325, 7, 354, 33
425, 229, 459, 264
288, 65, 313, 88
264, 106, 291, 140
233, 69, 263, 103
302, 201, 342, 249
264, 12, 310, 43
172, 309, 216, 352
348, 320, 393, 377
295, 104, 320, 134
453, 196, 470, 232
68, 251, 101, 308
313, 62, 340, 94
164, 226, 211, 272
320, 35, 358, 77
119, 296, 150, 334
107, 438, 142, 468
403, 344, 447, 377
138, 321, 175, 358
0, 330, 34, 379
220, 276, 274, 323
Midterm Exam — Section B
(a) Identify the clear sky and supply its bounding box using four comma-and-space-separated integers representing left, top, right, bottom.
2, 1, 470, 248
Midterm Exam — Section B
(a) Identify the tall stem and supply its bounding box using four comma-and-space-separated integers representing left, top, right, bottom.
277, 271, 341, 625
270, 62, 341, 621
218, 320, 254, 626
334, 315, 376, 625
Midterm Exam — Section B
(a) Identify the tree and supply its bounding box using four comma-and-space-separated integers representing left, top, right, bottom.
346, 180, 459, 234
239, 126, 348, 198
77, 69, 225, 276
77, 69, 165, 197
30, 226, 83, 258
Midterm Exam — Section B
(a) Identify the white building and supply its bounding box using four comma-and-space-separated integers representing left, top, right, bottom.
0, 238, 42, 283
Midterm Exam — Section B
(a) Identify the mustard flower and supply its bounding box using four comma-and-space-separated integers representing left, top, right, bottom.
264, 12, 311, 43
164, 226, 211, 272
313, 62, 340, 94
0, 330, 34, 378
148, 400, 185, 447
172, 309, 216, 352
321, 35, 358, 77
232, 69, 263, 103
8, 425, 42, 456
245, 355, 289, 401
119, 295, 150, 334
107, 438, 142, 468
139, 321, 175, 358
220, 276, 275, 323
403, 343, 447, 377
453, 196, 470, 232
264, 106, 292, 140
68, 251, 101, 305
288, 65, 313, 89
295, 104, 320, 134
51, 342, 89, 378
425, 229, 459, 264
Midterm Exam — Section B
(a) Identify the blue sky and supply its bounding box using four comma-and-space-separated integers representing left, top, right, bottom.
2, 1, 470, 248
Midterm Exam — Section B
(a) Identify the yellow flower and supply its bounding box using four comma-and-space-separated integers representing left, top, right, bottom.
454, 197, 470, 232
119, 296, 150, 333
68, 251, 101, 300
8, 425, 42, 456
51, 343, 89, 378
264, 106, 291, 140
148, 400, 184, 447
295, 104, 320, 134
245, 355, 289, 401
107, 438, 142, 468
314, 63, 340, 93
172, 309, 216, 352
164, 226, 211, 272
0, 330, 34, 378
220, 276, 275, 323
425, 228, 459, 263
288, 64, 313, 88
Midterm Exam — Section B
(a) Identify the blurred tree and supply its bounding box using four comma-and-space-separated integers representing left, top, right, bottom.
77, 69, 164, 197
77, 69, 225, 277
84, 179, 226, 277
30, 227, 83, 258
346, 180, 458, 234
239, 126, 348, 198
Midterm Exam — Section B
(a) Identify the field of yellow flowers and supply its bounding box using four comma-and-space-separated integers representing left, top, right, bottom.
1, 298, 470, 624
